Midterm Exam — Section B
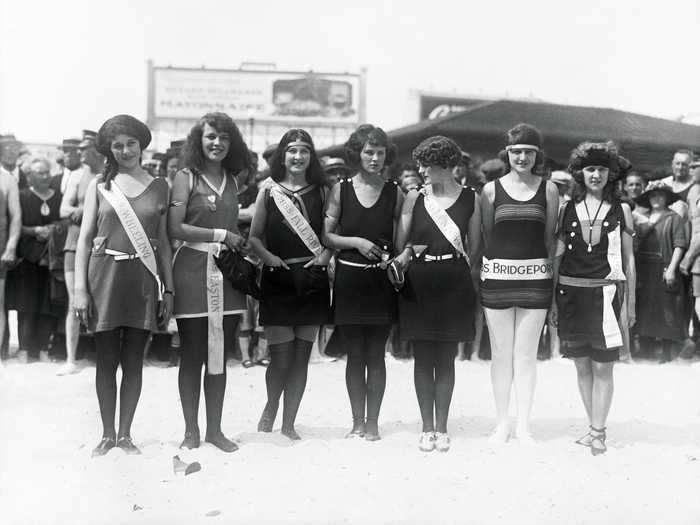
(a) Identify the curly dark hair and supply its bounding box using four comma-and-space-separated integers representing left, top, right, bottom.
412, 135, 462, 169
268, 129, 325, 185
344, 124, 397, 171
568, 141, 624, 203
181, 113, 252, 179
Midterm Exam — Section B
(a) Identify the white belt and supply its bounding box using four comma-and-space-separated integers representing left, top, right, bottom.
337, 258, 383, 269
481, 257, 552, 281
183, 241, 228, 254
105, 249, 142, 261
424, 253, 463, 262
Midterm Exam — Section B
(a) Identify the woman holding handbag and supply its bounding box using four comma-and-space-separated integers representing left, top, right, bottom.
74, 115, 174, 457
168, 112, 252, 452
394, 136, 481, 452
249, 129, 332, 440
323, 124, 403, 441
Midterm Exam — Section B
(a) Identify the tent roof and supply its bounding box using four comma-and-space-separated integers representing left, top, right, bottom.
388, 99, 700, 148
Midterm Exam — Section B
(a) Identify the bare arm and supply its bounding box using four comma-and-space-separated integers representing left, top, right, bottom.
156, 204, 174, 322
466, 191, 481, 267
544, 181, 559, 259
394, 190, 418, 268
322, 182, 382, 261
73, 178, 99, 324
59, 174, 80, 218
621, 203, 636, 326
247, 188, 288, 269
392, 185, 404, 252
1, 177, 22, 264
479, 182, 495, 252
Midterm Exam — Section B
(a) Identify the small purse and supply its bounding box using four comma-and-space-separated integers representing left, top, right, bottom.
214, 250, 261, 299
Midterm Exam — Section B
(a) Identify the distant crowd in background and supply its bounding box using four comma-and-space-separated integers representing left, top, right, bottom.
1, 131, 699, 370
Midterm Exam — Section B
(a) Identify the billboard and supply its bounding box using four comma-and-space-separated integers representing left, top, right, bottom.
149, 65, 364, 125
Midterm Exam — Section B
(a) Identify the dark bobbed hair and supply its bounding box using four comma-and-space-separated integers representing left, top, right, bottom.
96, 114, 151, 189
498, 123, 546, 176
182, 112, 252, 178
399, 162, 419, 174
268, 129, 325, 185
344, 124, 397, 171
412, 136, 463, 169
568, 141, 624, 203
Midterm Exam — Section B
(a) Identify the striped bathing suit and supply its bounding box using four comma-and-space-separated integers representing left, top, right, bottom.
481, 178, 552, 309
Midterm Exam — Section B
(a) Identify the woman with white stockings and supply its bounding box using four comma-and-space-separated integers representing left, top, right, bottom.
480, 123, 558, 444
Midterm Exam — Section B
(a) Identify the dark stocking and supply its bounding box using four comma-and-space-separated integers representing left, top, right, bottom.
364, 325, 390, 433
413, 341, 436, 432
343, 326, 367, 424
94, 329, 121, 439
282, 338, 312, 434
260, 341, 295, 429
117, 328, 149, 438
433, 342, 457, 433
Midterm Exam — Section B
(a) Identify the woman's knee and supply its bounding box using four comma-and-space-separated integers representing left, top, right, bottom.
592, 361, 614, 380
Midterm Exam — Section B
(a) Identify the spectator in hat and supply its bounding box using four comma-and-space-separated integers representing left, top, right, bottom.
660, 149, 693, 218
52, 138, 84, 197
0, 134, 27, 190
635, 180, 687, 362
679, 156, 700, 359
323, 157, 352, 188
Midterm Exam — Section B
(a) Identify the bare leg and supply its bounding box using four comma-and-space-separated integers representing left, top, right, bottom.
57, 271, 80, 375
484, 307, 515, 441
238, 330, 252, 363
512, 307, 547, 439
470, 306, 485, 362
548, 321, 561, 359
0, 278, 5, 367
573, 357, 593, 423
591, 361, 614, 429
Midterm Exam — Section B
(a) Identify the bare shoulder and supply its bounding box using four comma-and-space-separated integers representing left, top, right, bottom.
482, 181, 496, 202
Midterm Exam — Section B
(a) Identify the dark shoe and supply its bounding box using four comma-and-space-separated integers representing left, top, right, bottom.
281, 426, 301, 440
344, 419, 365, 438
205, 431, 239, 453
590, 427, 607, 456
256, 358, 271, 367
180, 430, 200, 449
116, 436, 142, 455
91, 437, 116, 457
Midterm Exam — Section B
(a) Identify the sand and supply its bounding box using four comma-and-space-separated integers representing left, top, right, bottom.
1, 356, 699, 525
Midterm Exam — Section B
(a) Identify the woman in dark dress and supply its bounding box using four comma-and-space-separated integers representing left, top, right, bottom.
249, 129, 332, 440
169, 113, 252, 452
323, 124, 403, 441
551, 141, 636, 455
14, 157, 66, 362
395, 137, 480, 452
74, 115, 174, 457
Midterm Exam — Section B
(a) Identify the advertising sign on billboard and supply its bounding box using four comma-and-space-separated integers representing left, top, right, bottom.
150, 66, 363, 125
419, 94, 490, 120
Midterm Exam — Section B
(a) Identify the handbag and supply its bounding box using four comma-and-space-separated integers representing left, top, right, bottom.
214, 249, 261, 299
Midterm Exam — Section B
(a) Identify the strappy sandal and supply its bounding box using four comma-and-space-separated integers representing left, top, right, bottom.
575, 425, 595, 447
589, 427, 607, 456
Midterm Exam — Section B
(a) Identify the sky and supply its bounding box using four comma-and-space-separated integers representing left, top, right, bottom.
1, 0, 699, 146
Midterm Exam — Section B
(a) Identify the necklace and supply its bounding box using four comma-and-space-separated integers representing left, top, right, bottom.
30, 188, 52, 217
582, 197, 604, 253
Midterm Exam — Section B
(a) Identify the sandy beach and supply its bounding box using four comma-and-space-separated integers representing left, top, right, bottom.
1, 355, 699, 525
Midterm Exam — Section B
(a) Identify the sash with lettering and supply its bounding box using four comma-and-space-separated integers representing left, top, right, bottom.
421, 187, 469, 264
98, 182, 163, 301
269, 184, 324, 257
205, 243, 225, 375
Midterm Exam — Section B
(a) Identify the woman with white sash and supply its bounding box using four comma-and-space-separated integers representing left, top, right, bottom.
395, 136, 481, 452
551, 142, 635, 455
74, 115, 174, 457
168, 113, 252, 453
480, 124, 559, 445
249, 129, 332, 440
